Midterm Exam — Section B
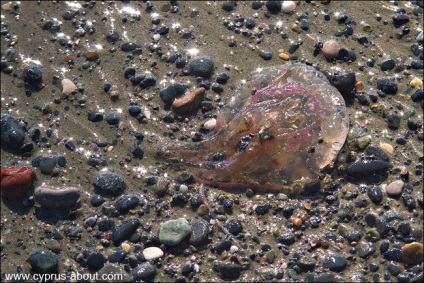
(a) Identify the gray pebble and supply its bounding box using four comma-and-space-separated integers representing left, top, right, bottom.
159, 218, 191, 246
112, 219, 140, 243
131, 262, 157, 282
27, 249, 59, 274
1, 114, 25, 151
39, 156, 57, 174
92, 172, 126, 196
189, 57, 214, 78
105, 111, 120, 125
323, 255, 347, 271
189, 219, 209, 247
34, 185, 80, 209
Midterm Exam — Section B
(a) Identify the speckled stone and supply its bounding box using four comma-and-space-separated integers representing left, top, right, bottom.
385, 180, 404, 196
131, 262, 157, 282
159, 218, 191, 246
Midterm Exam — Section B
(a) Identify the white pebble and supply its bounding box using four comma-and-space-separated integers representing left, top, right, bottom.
143, 247, 164, 260
179, 184, 188, 193
61, 78, 77, 95
230, 245, 239, 253
153, 34, 161, 42
204, 118, 217, 130
282, 1, 296, 13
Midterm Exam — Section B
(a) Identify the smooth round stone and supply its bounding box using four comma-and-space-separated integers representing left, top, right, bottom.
28, 250, 59, 274
39, 156, 57, 174
204, 118, 217, 130
159, 218, 191, 246
402, 242, 423, 264
90, 194, 104, 207
34, 185, 80, 209
282, 1, 296, 13
105, 30, 120, 43
1, 114, 25, 150
189, 219, 209, 247
23, 65, 43, 84
322, 255, 347, 272
108, 249, 127, 263
322, 40, 340, 59
112, 219, 140, 243
131, 262, 157, 282
105, 111, 120, 125
114, 195, 140, 214
265, 0, 281, 13
159, 83, 186, 104
188, 57, 215, 78
142, 247, 164, 260
92, 172, 126, 196
385, 180, 404, 196
121, 42, 141, 52
86, 252, 105, 270
368, 186, 383, 204
61, 78, 77, 95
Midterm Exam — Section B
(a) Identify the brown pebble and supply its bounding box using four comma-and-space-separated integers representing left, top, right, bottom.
290, 216, 302, 228
110, 90, 119, 101
402, 242, 423, 264
355, 81, 363, 92
172, 87, 205, 114
379, 143, 394, 155
64, 55, 73, 62
291, 25, 302, 34
322, 40, 341, 59
197, 204, 209, 216
278, 53, 290, 61
84, 50, 100, 61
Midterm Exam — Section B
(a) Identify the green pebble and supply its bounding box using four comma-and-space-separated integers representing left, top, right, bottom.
356, 135, 371, 150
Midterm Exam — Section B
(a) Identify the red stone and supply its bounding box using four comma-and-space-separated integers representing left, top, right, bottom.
1, 166, 36, 199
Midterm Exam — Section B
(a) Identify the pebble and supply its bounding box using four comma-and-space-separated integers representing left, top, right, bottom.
92, 172, 126, 196
356, 135, 371, 150
108, 249, 127, 263
98, 264, 132, 282
224, 219, 243, 235
322, 40, 340, 59
385, 180, 404, 196
112, 219, 140, 243
114, 194, 140, 214
45, 239, 61, 253
1, 114, 25, 151
265, 0, 281, 14
379, 143, 394, 155
90, 194, 104, 207
143, 247, 164, 260
347, 160, 390, 179
222, 1, 236, 12
1, 165, 35, 199
105, 111, 120, 125
261, 51, 273, 60
172, 87, 205, 114
34, 185, 80, 209
368, 186, 383, 204
330, 71, 356, 96
282, 1, 296, 13
365, 144, 390, 161
377, 77, 398, 94
86, 252, 105, 270
392, 13, 410, 27
188, 57, 214, 78
87, 112, 103, 122
383, 248, 403, 262
128, 105, 142, 117
322, 255, 347, 272
159, 83, 186, 104
121, 42, 141, 52
39, 156, 57, 174
105, 30, 120, 43
278, 53, 290, 60
411, 59, 424, 69
22, 65, 43, 84
410, 77, 423, 88
203, 118, 217, 130
98, 218, 115, 232
84, 50, 100, 61
159, 218, 191, 246
387, 111, 401, 129
61, 78, 77, 95
189, 219, 209, 247
131, 262, 157, 282
380, 59, 395, 71
411, 87, 423, 102
298, 256, 316, 271
27, 250, 59, 274
219, 262, 241, 280
357, 241, 376, 258
402, 242, 423, 264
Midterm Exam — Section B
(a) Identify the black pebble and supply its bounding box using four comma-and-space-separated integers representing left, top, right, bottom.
261, 51, 273, 60
383, 248, 403, 262
357, 35, 369, 45
121, 42, 141, 52
346, 230, 362, 243
387, 111, 401, 129
92, 172, 126, 196
1, 114, 25, 151
392, 13, 410, 27
211, 83, 224, 93
214, 239, 232, 255
114, 195, 140, 214
87, 112, 103, 122
347, 160, 390, 179
288, 41, 302, 54
365, 144, 390, 161
245, 18, 256, 29
380, 59, 395, 71
216, 73, 229, 84
377, 77, 398, 94
158, 25, 169, 35
27, 250, 59, 274
323, 256, 347, 272
411, 87, 423, 102
251, 1, 263, 9
224, 219, 242, 235
90, 194, 104, 207
265, 0, 281, 14
159, 83, 186, 104
330, 71, 356, 96
219, 262, 241, 281
368, 186, 383, 204
105, 30, 120, 43
124, 67, 136, 79
98, 218, 115, 231
222, 1, 236, 12
65, 140, 75, 151
255, 203, 272, 215
131, 262, 157, 282
189, 219, 209, 247
188, 57, 215, 78
128, 105, 142, 117
357, 242, 376, 258
112, 219, 140, 243
108, 249, 127, 263
410, 59, 423, 69
139, 73, 157, 88
23, 65, 43, 84
105, 111, 120, 125
86, 252, 105, 270
62, 8, 79, 20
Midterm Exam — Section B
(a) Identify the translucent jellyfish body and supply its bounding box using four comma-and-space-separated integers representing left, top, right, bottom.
158, 63, 349, 192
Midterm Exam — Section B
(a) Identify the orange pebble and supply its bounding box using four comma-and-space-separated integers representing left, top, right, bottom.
290, 216, 303, 228
279, 53, 290, 60
355, 81, 363, 91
